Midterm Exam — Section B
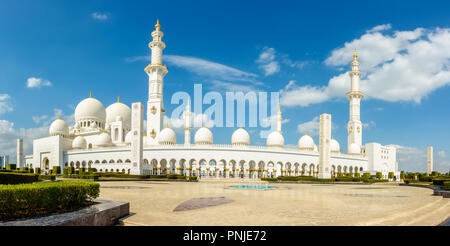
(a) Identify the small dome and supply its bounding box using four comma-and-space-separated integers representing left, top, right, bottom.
348, 143, 361, 154
106, 101, 131, 128
298, 134, 314, 150
194, 127, 213, 145
125, 131, 133, 144
331, 138, 340, 153
95, 132, 112, 147
75, 97, 106, 122
158, 127, 176, 145
266, 131, 284, 148
72, 135, 87, 149
231, 128, 250, 146
49, 118, 69, 137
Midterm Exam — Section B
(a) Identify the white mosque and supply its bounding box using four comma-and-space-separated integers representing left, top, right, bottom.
23, 20, 399, 180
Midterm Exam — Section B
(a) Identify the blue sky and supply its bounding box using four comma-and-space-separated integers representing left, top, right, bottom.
0, 0, 449, 172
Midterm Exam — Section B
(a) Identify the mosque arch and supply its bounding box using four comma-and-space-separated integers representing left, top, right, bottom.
309, 163, 315, 176
76, 161, 80, 168
95, 160, 100, 164
109, 159, 115, 164
160, 159, 168, 175
125, 159, 131, 163
102, 160, 107, 164
117, 159, 123, 163
70, 161, 74, 167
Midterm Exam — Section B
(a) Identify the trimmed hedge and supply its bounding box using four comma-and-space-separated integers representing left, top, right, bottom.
261, 177, 277, 182
432, 178, 450, 186
188, 176, 197, 181
52, 166, 61, 174
0, 181, 99, 221
62, 174, 99, 180
35, 168, 41, 174
0, 172, 39, 185
6, 164, 16, 170
38, 175, 56, 181
444, 182, 450, 191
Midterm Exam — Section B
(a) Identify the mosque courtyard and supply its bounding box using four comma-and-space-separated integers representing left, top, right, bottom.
98, 180, 449, 226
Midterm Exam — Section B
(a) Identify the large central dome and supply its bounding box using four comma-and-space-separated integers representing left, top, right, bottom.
75, 97, 106, 122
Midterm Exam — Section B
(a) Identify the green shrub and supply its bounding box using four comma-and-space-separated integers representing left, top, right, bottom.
167, 174, 183, 179
354, 173, 361, 178
63, 168, 68, 175
29, 168, 34, 174
261, 177, 277, 182
188, 176, 197, 181
22, 167, 29, 172
444, 182, 450, 191
0, 172, 39, 185
432, 178, 450, 186
62, 174, 99, 180
364, 179, 388, 183
404, 180, 410, 184
400, 171, 405, 179
376, 172, 382, 180
6, 164, 16, 170
53, 166, 61, 174
0, 181, 99, 221
35, 168, 41, 174
363, 173, 371, 179
68, 167, 75, 175
39, 175, 56, 181
88, 168, 97, 173
388, 172, 394, 179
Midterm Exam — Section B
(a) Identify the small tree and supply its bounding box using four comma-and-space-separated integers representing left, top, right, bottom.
388, 172, 394, 180
35, 167, 41, 174
363, 172, 371, 179
376, 172, 382, 180
400, 171, 405, 180
355, 173, 361, 178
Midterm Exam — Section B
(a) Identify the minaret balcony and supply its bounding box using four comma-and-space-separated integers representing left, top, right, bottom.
346, 91, 364, 100
144, 64, 168, 75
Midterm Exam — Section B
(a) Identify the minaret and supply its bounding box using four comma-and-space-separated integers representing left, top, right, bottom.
184, 99, 192, 146
427, 146, 433, 175
346, 50, 363, 152
277, 104, 283, 133
145, 19, 168, 140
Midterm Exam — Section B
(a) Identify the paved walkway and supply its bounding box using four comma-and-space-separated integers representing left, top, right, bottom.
98, 180, 449, 226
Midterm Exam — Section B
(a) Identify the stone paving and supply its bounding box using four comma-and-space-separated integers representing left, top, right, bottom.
98, 180, 449, 226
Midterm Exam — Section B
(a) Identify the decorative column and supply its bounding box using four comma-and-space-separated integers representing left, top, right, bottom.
318, 113, 332, 179
16, 138, 23, 169
427, 146, 433, 175
130, 102, 144, 175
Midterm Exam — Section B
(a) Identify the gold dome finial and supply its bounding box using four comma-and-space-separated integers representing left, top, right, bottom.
353, 49, 358, 59
166, 123, 169, 128
155, 19, 161, 29
58, 114, 61, 120
117, 95, 120, 103
89, 91, 92, 98
305, 131, 308, 136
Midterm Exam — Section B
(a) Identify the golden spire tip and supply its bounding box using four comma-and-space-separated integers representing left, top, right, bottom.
117, 95, 120, 103
155, 19, 161, 28
89, 91, 92, 98
353, 49, 358, 58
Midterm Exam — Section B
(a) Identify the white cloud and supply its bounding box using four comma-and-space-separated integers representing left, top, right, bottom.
362, 121, 376, 128
296, 116, 338, 136
163, 112, 215, 134
26, 77, 52, 88
0, 120, 48, 163
280, 84, 330, 107
91, 12, 108, 21
208, 80, 256, 92
297, 116, 320, 136
256, 47, 280, 76
32, 115, 48, 124
0, 94, 13, 114
437, 150, 446, 158
282, 26, 450, 107
367, 24, 392, 33
390, 144, 450, 172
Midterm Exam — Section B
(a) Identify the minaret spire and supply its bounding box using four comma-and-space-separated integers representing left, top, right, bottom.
277, 104, 282, 133
145, 19, 168, 143
346, 49, 363, 153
